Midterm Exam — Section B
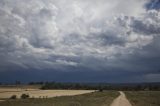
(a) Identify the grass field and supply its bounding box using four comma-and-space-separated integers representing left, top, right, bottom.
125, 91, 160, 106
0, 91, 118, 106
0, 87, 94, 99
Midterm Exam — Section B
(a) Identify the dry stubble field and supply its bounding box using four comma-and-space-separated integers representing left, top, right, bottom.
0, 86, 95, 100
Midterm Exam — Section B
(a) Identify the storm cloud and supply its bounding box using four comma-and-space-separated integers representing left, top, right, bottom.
0, 0, 160, 82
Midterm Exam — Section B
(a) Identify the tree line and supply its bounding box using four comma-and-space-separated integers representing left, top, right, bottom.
33, 82, 160, 91
1, 81, 160, 91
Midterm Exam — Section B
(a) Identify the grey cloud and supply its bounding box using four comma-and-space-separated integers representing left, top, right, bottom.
131, 10, 160, 35
0, 0, 160, 82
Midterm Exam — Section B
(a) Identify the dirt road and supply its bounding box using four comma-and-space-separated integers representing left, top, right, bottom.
110, 91, 132, 106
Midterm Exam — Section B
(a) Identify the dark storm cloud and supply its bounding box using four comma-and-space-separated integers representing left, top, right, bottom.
146, 0, 160, 10
0, 0, 160, 82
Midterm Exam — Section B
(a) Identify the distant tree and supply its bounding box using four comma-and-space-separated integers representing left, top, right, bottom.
28, 81, 44, 85
153, 85, 159, 90
15, 80, 21, 85
135, 85, 143, 91
21, 94, 29, 99
98, 88, 103, 92
28, 82, 34, 85
10, 95, 17, 99
98, 85, 104, 92
38, 81, 44, 85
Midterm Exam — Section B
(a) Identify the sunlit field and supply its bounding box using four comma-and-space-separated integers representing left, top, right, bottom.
0, 90, 118, 106
0, 87, 94, 100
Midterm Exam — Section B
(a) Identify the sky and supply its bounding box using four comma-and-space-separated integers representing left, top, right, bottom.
0, 0, 160, 83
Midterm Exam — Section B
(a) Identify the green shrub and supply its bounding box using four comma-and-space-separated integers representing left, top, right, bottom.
10, 95, 17, 99
21, 94, 30, 99
98, 88, 103, 92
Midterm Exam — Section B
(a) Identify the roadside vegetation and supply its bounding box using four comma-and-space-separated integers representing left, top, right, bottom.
0, 91, 118, 106
125, 91, 160, 106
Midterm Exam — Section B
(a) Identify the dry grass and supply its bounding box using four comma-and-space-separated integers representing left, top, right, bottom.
0, 87, 95, 99
125, 91, 160, 106
0, 91, 119, 106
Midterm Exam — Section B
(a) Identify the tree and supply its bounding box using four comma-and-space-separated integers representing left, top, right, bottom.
21, 94, 30, 99
10, 95, 17, 99
15, 80, 21, 85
